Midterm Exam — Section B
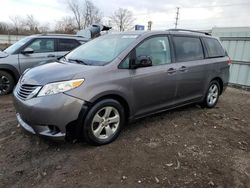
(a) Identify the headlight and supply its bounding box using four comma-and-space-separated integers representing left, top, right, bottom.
37, 79, 84, 97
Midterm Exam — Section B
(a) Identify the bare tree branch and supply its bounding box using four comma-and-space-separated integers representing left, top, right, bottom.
67, 0, 102, 30
0, 22, 9, 34
9, 16, 23, 35
110, 8, 135, 31
23, 15, 39, 32
83, 0, 102, 28
67, 0, 82, 30
55, 17, 76, 34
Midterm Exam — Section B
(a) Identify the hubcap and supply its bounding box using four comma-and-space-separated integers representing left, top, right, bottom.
0, 75, 10, 94
207, 84, 218, 106
91, 106, 120, 140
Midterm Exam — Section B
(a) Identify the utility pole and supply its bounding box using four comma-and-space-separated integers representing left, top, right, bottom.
174, 7, 180, 29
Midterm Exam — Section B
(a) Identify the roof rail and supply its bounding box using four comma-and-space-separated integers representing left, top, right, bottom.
40, 33, 84, 37
168, 29, 211, 36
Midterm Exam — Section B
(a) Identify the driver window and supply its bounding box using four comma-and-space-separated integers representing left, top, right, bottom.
136, 36, 171, 66
26, 39, 55, 53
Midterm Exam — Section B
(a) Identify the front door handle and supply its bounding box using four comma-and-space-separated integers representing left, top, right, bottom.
47, 54, 55, 58
179, 66, 188, 72
167, 68, 177, 74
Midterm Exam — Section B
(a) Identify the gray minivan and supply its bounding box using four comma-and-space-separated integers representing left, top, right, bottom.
0, 34, 87, 95
13, 29, 230, 145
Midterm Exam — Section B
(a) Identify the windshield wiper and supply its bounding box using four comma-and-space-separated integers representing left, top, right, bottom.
68, 58, 89, 65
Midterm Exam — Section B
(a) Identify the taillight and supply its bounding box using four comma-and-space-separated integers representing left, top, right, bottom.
228, 57, 232, 65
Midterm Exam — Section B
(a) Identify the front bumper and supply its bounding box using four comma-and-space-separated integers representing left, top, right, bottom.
16, 113, 66, 140
13, 92, 85, 140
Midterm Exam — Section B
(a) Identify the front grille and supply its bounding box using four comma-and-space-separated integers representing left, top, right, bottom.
16, 84, 41, 100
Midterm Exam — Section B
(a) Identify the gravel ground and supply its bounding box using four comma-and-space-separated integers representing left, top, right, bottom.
0, 87, 250, 188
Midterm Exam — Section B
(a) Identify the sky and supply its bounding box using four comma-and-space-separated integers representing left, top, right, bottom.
0, 0, 250, 30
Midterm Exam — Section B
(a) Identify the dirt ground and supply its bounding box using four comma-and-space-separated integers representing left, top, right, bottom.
0, 87, 250, 188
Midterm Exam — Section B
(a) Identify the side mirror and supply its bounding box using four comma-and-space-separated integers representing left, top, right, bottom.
132, 55, 152, 69
21, 48, 34, 55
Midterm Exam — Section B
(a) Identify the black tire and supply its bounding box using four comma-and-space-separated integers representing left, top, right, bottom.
83, 99, 125, 145
0, 70, 15, 96
202, 80, 220, 108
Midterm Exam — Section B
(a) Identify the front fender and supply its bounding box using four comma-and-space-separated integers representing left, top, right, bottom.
0, 64, 20, 81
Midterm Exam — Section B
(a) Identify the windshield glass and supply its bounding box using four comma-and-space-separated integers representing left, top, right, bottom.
4, 37, 31, 54
65, 34, 138, 66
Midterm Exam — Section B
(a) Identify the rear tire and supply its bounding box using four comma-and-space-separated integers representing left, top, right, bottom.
0, 70, 15, 95
83, 99, 125, 145
202, 80, 220, 108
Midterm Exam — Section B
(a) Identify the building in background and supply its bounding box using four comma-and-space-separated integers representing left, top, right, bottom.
212, 27, 250, 88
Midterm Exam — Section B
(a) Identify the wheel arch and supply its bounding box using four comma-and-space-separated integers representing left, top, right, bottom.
0, 64, 20, 83
211, 77, 223, 95
92, 94, 131, 121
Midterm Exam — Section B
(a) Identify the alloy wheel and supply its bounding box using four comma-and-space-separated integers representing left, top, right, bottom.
207, 83, 219, 106
0, 75, 10, 95
91, 106, 120, 140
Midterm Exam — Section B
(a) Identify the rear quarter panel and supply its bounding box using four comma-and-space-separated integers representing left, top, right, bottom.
203, 57, 229, 95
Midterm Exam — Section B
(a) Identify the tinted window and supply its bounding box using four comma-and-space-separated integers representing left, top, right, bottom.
136, 36, 171, 66
58, 39, 80, 51
173, 36, 204, 62
26, 38, 55, 53
204, 38, 225, 58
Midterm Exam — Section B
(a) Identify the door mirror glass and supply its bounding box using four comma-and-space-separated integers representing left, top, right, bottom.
22, 47, 34, 54
133, 55, 152, 68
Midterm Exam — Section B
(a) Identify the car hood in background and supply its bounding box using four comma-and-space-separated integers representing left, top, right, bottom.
0, 51, 8, 58
20, 61, 99, 85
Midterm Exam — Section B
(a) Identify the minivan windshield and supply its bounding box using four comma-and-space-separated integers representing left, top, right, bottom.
64, 34, 138, 66
4, 36, 31, 54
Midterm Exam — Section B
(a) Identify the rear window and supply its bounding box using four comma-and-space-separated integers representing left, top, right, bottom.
173, 36, 204, 62
203, 38, 225, 58
58, 39, 80, 51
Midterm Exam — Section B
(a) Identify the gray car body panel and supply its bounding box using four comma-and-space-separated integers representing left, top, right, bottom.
13, 30, 230, 139
13, 89, 84, 134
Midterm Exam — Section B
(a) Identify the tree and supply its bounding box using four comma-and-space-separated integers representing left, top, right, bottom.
110, 8, 135, 31
0, 22, 9, 34
83, 0, 102, 28
67, 0, 102, 30
9, 16, 23, 35
68, 0, 82, 30
55, 17, 76, 34
23, 15, 39, 32
39, 23, 50, 33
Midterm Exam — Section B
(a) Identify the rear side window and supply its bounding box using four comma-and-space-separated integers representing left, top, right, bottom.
173, 36, 204, 62
203, 38, 225, 58
58, 39, 80, 51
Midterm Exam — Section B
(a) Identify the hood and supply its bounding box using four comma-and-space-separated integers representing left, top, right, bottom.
0, 51, 8, 58
21, 61, 99, 85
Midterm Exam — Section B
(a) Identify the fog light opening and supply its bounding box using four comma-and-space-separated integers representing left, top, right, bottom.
48, 125, 60, 135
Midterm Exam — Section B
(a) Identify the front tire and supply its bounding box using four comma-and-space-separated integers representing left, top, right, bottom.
83, 99, 125, 145
0, 70, 15, 95
203, 80, 220, 108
